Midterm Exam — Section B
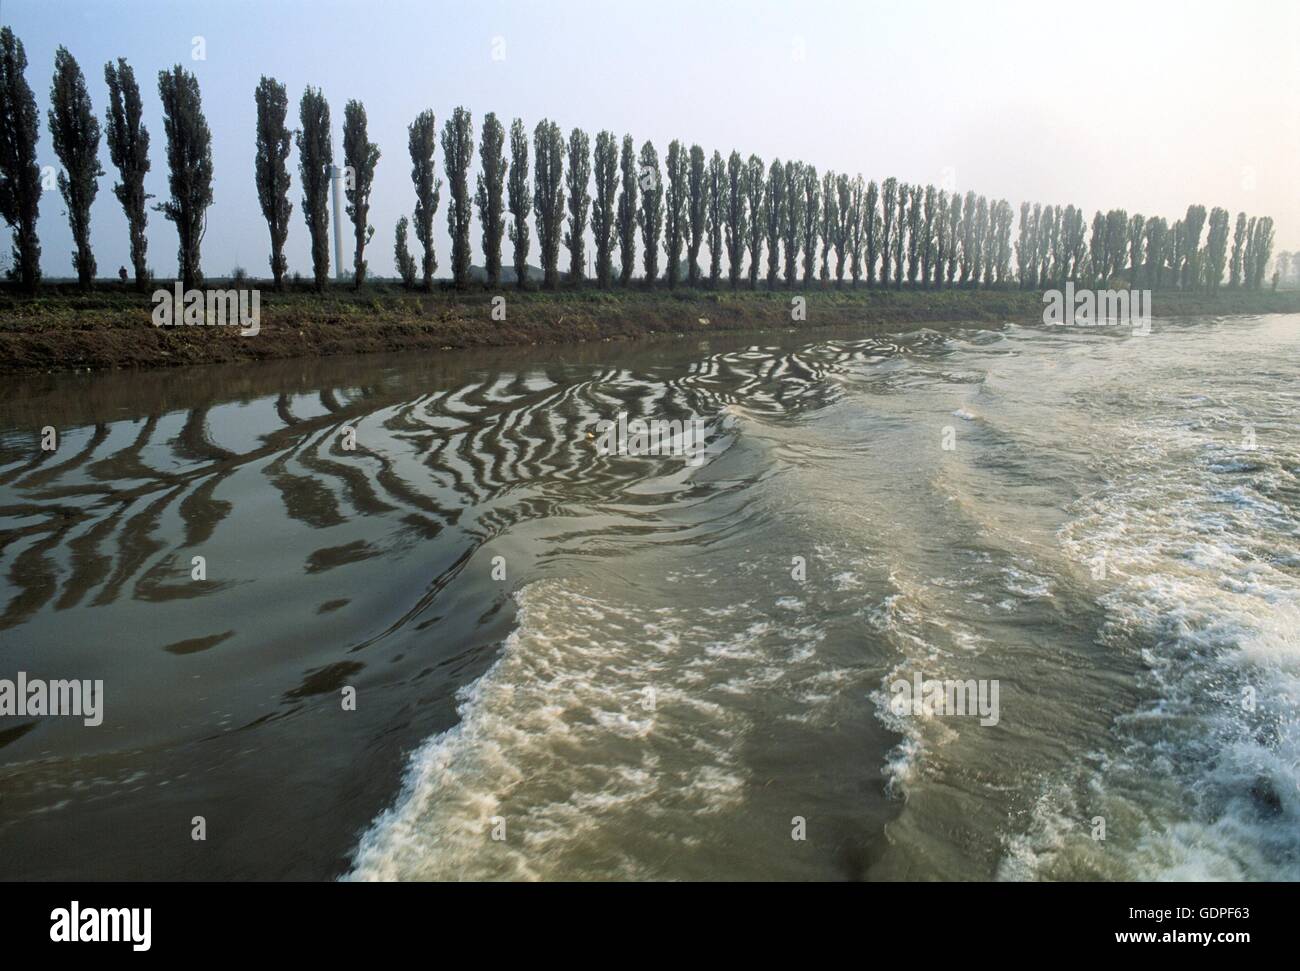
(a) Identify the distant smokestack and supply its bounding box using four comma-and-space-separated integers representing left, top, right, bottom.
330, 164, 346, 282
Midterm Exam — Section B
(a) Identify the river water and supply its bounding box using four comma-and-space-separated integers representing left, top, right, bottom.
1, 316, 1297, 880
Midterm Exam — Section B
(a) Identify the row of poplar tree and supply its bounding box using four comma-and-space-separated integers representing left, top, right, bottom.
0, 28, 1278, 295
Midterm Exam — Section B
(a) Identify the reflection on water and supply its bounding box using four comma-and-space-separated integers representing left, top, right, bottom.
1, 319, 1297, 880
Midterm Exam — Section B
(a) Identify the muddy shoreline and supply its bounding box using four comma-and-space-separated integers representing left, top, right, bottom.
3, 282, 1298, 374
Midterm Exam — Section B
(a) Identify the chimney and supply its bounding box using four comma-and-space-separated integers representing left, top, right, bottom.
330, 164, 346, 282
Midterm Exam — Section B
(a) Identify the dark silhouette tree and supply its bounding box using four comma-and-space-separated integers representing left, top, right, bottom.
664, 139, 687, 288
0, 28, 41, 291
686, 144, 706, 286
157, 65, 213, 288
343, 99, 380, 287
725, 150, 747, 290
563, 126, 590, 285
442, 106, 474, 288
254, 76, 291, 289
407, 109, 441, 291
763, 158, 784, 287
591, 130, 618, 288
1203, 207, 1229, 290
616, 134, 637, 286
1127, 213, 1145, 287
905, 184, 922, 286
834, 173, 852, 286
893, 183, 908, 290
49, 47, 102, 287
866, 179, 882, 287
475, 112, 506, 288
1229, 211, 1246, 288
801, 164, 819, 285
637, 140, 662, 286
507, 119, 529, 289
104, 58, 150, 290
944, 189, 960, 287
393, 216, 416, 287
782, 161, 804, 288
819, 170, 837, 283
705, 149, 725, 286
745, 154, 764, 289
532, 119, 564, 290
880, 178, 898, 287
1181, 204, 1206, 289
296, 86, 332, 290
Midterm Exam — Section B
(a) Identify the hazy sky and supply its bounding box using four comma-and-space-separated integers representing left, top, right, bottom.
5, 0, 1299, 279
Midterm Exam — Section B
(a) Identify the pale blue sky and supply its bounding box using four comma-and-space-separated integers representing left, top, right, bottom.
5, 0, 1298, 279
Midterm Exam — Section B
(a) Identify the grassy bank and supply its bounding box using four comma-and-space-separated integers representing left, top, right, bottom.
2, 280, 1298, 374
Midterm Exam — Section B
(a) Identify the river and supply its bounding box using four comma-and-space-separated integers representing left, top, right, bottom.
1, 315, 1297, 880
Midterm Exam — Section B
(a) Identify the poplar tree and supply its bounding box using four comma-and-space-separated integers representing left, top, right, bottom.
819, 170, 837, 282
846, 176, 865, 286
157, 65, 213, 287
971, 196, 988, 287
442, 106, 474, 288
1089, 211, 1106, 286
934, 190, 949, 290
833, 173, 852, 286
637, 140, 662, 285
763, 158, 784, 287
475, 112, 506, 288
104, 58, 150, 290
393, 216, 416, 287
705, 149, 725, 286
944, 190, 960, 286
507, 119, 529, 289
893, 183, 908, 290
906, 184, 922, 285
1145, 217, 1167, 288
879, 178, 897, 287
1229, 212, 1246, 288
686, 143, 706, 285
782, 161, 803, 288
1182, 204, 1206, 289
533, 119, 565, 289
959, 190, 976, 285
865, 179, 881, 286
408, 109, 441, 291
591, 130, 618, 288
254, 76, 291, 289
801, 164, 819, 285
616, 134, 637, 285
1127, 213, 1145, 286
297, 85, 332, 291
563, 126, 590, 284
1204, 207, 1229, 290
1016, 201, 1034, 289
919, 185, 936, 285
343, 99, 380, 287
725, 150, 747, 289
664, 139, 687, 288
745, 154, 764, 289
296, 87, 331, 289
49, 47, 102, 287
0, 28, 41, 291
1036, 204, 1055, 286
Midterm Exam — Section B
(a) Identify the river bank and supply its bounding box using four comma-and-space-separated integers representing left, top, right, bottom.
2, 281, 1298, 373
